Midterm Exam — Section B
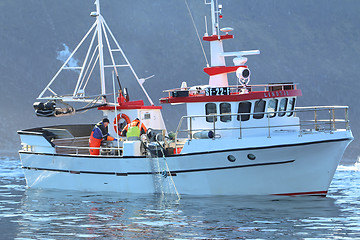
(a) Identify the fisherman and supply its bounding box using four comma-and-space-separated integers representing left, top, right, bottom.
121, 118, 147, 140
89, 118, 117, 155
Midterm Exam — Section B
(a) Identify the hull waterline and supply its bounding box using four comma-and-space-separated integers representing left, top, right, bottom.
19, 135, 352, 196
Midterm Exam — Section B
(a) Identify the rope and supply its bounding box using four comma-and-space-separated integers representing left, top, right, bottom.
160, 147, 181, 202
76, 95, 101, 114
144, 137, 180, 201
184, 0, 210, 67
155, 134, 180, 201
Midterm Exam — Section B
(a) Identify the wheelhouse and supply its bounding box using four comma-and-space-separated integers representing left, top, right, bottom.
160, 83, 302, 138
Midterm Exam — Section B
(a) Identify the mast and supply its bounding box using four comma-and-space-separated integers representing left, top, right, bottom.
206, 0, 228, 87
37, 0, 155, 106
204, 0, 260, 87
95, 0, 106, 97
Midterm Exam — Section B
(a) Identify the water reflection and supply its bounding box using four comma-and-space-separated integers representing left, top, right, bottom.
11, 190, 346, 239
1, 156, 360, 239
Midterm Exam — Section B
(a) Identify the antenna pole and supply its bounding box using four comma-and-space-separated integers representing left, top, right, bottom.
95, 0, 106, 97
204, 16, 208, 36
210, 0, 217, 35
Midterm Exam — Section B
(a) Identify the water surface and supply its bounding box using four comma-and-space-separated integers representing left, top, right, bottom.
0, 156, 359, 239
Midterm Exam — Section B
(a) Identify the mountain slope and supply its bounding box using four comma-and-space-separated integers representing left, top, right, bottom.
0, 0, 359, 162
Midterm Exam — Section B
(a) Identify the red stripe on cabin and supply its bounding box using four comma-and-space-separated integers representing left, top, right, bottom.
97, 99, 162, 110
204, 66, 247, 76
160, 89, 302, 104
203, 34, 234, 41
118, 100, 144, 106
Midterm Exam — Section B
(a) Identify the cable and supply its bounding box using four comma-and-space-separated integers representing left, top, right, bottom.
184, 0, 210, 67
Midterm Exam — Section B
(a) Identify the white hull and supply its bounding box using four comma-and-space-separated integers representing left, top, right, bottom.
19, 132, 352, 196
17, 1, 354, 197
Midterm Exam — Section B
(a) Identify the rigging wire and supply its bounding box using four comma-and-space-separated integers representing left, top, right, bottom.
184, 0, 210, 67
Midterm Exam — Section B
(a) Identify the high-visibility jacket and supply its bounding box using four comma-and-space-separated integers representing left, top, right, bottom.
122, 119, 147, 139
89, 121, 115, 155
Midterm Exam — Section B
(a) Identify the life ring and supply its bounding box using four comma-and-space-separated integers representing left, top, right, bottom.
113, 113, 131, 136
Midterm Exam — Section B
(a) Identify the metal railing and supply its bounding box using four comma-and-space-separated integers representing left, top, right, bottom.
34, 106, 349, 156
295, 106, 350, 132
55, 144, 123, 156
174, 106, 350, 144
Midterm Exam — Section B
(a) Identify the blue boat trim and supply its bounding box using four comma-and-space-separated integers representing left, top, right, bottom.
21, 159, 295, 176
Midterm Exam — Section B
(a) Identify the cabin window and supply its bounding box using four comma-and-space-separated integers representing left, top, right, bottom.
237, 102, 251, 121
278, 98, 288, 117
254, 100, 266, 119
206, 103, 217, 122
287, 98, 296, 117
220, 103, 231, 122
268, 99, 278, 118
143, 113, 151, 119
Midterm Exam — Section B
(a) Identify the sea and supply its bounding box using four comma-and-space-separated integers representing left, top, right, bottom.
0, 156, 359, 240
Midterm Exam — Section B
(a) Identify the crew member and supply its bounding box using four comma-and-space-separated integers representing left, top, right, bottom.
89, 118, 117, 155
121, 118, 147, 140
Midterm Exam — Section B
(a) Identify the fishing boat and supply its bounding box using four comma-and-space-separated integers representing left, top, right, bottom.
18, 0, 353, 196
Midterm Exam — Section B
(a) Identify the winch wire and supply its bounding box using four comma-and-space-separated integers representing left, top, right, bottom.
184, 0, 209, 67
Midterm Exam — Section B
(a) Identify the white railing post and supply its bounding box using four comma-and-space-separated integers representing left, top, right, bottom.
239, 114, 242, 139
189, 117, 193, 140
332, 108, 336, 130
213, 115, 216, 140
329, 109, 333, 133
267, 113, 271, 138
345, 108, 350, 131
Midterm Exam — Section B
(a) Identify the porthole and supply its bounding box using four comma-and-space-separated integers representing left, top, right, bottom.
227, 155, 236, 162
247, 154, 256, 160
